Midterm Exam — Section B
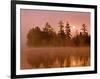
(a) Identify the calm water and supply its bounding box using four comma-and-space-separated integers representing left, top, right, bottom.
21, 47, 90, 69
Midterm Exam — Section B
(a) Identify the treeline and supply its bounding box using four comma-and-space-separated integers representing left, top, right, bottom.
27, 21, 90, 47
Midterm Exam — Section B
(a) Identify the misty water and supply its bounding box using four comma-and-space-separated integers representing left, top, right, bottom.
21, 47, 90, 69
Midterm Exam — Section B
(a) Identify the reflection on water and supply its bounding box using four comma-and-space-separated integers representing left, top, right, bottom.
26, 55, 90, 69
21, 47, 90, 69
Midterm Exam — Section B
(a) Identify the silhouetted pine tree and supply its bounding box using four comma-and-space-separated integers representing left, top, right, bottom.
65, 22, 71, 40
81, 24, 90, 45
58, 21, 66, 46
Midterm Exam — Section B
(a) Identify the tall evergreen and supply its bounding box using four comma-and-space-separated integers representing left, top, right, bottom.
65, 22, 71, 40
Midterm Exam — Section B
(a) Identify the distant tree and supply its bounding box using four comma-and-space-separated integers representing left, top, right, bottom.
27, 26, 42, 47
58, 21, 66, 46
73, 30, 80, 46
80, 24, 90, 46
42, 22, 57, 46
58, 21, 64, 31
43, 22, 52, 32
65, 22, 71, 40
27, 27, 35, 47
81, 24, 87, 35
86, 35, 90, 45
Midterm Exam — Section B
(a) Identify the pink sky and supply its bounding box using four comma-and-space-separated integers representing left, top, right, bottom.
20, 9, 90, 47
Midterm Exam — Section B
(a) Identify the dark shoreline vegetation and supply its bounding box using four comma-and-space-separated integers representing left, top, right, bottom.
27, 21, 90, 47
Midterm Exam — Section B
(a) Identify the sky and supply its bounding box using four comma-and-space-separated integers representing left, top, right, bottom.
20, 9, 90, 47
